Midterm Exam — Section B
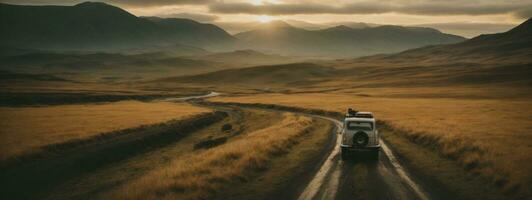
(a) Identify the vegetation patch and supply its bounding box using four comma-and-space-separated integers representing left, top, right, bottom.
193, 137, 228, 150
0, 111, 227, 199
0, 92, 204, 107
0, 101, 210, 160
105, 113, 314, 200
207, 99, 531, 198
381, 129, 508, 200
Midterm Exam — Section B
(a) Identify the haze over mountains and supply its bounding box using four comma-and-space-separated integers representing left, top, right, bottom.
350, 18, 532, 66
167, 18, 532, 87
235, 21, 465, 57
1, 2, 466, 58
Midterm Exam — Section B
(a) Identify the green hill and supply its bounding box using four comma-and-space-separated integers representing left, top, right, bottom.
158, 63, 336, 86
0, 2, 235, 52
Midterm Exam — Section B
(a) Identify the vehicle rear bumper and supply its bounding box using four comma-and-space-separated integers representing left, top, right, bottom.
340, 144, 380, 151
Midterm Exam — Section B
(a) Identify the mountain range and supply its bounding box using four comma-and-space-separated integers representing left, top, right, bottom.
235, 21, 465, 57
350, 18, 532, 66
0, 2, 235, 52
166, 18, 532, 87
1, 2, 467, 58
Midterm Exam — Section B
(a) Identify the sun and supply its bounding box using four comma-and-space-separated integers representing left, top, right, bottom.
250, 0, 281, 5
250, 0, 263, 5
257, 15, 274, 23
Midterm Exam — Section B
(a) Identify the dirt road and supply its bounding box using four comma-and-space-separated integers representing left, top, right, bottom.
296, 115, 430, 200
203, 100, 438, 200
2, 92, 438, 200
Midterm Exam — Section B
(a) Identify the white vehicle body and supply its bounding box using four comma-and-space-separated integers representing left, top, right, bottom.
340, 111, 380, 159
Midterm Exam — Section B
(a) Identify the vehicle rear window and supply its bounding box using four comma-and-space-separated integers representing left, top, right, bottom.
346, 121, 373, 131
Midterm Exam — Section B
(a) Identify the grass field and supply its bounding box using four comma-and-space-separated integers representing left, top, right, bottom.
103, 112, 319, 200
211, 90, 532, 196
0, 101, 209, 160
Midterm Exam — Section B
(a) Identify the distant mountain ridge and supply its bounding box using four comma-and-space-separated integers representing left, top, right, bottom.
166, 19, 532, 87
1, 2, 467, 57
0, 2, 235, 52
235, 21, 466, 57
351, 18, 532, 65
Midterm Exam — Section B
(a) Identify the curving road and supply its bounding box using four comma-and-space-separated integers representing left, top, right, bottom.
159, 91, 221, 102
296, 115, 430, 200
168, 91, 432, 200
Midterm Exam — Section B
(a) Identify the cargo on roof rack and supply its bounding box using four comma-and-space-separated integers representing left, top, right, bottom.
354, 112, 373, 119
346, 108, 358, 117
346, 108, 373, 119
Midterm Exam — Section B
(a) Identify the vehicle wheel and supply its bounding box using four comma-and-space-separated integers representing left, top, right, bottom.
353, 132, 369, 147
371, 150, 379, 160
341, 148, 349, 160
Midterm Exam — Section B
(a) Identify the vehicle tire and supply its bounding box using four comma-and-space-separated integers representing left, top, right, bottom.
341, 148, 349, 160
353, 132, 369, 147
371, 149, 379, 160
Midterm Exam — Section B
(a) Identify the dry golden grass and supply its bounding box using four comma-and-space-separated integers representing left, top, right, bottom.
0, 101, 209, 160
211, 91, 532, 193
105, 113, 312, 200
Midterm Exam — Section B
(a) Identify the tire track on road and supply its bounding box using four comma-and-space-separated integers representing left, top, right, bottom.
297, 115, 430, 200
195, 99, 433, 200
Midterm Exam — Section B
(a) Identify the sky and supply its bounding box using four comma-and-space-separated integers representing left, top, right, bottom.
2, 0, 531, 38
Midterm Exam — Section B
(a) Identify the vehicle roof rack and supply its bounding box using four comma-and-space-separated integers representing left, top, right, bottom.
354, 112, 374, 119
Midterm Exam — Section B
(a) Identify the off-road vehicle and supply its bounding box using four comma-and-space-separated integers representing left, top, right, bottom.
340, 108, 380, 160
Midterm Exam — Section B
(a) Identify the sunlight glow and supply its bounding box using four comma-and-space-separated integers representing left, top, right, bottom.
257, 15, 274, 23
250, 0, 281, 5
250, 0, 263, 5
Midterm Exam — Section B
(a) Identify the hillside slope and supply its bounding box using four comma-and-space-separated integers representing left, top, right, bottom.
160, 20, 532, 88
325, 19, 532, 86
0, 2, 235, 52
158, 63, 335, 86
194, 50, 301, 67
349, 18, 532, 66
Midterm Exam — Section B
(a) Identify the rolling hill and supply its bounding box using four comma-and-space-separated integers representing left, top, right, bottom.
235, 21, 465, 58
0, 52, 219, 81
0, 70, 71, 82
0, 2, 235, 52
142, 17, 235, 50
350, 18, 532, 66
158, 63, 336, 86
194, 50, 302, 67
160, 19, 532, 88
327, 18, 532, 86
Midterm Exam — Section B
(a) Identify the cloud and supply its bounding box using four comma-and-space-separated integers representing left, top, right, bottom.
0, 0, 214, 7
514, 7, 532, 19
159, 12, 219, 22
208, 1, 532, 16
208, 2, 390, 15
4, 0, 531, 19
106, 0, 214, 7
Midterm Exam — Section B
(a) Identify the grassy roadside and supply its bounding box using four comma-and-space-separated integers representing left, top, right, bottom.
381, 128, 513, 200
207, 101, 529, 199
0, 101, 210, 161
214, 118, 333, 200
0, 111, 227, 200
43, 108, 252, 200
103, 112, 332, 200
